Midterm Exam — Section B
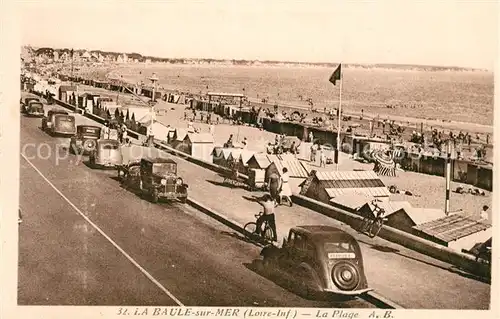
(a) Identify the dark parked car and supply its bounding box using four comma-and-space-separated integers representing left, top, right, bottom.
25, 101, 45, 117
260, 225, 372, 298
117, 157, 188, 203
21, 97, 40, 113
70, 125, 102, 155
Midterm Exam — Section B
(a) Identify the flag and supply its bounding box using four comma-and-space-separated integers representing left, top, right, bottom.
329, 64, 342, 86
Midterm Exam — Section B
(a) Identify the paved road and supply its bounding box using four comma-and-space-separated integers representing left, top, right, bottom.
18, 110, 372, 308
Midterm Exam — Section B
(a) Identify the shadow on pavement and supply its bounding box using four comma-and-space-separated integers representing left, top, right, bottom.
219, 231, 259, 246
243, 260, 357, 307
241, 195, 265, 203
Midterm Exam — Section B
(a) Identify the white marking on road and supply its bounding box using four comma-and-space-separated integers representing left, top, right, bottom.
21, 153, 185, 306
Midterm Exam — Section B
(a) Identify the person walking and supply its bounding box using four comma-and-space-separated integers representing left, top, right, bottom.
278, 168, 293, 206
319, 149, 326, 168
267, 171, 281, 205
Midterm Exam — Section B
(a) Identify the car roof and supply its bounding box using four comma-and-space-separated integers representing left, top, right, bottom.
142, 157, 177, 164
78, 125, 100, 129
28, 101, 43, 105
292, 225, 355, 243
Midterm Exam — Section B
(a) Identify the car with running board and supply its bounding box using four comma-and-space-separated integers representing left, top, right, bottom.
117, 157, 188, 203
259, 225, 372, 298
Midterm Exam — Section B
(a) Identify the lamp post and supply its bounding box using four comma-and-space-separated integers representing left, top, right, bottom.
148, 73, 159, 146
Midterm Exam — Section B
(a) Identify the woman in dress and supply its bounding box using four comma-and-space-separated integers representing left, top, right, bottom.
279, 168, 293, 206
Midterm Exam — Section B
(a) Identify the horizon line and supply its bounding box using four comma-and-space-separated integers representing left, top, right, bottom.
22, 44, 492, 72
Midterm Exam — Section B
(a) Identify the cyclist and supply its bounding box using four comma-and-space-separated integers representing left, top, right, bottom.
255, 194, 278, 242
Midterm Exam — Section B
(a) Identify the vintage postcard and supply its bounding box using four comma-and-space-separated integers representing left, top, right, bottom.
1, 1, 498, 318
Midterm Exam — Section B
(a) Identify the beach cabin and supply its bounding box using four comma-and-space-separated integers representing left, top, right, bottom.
220, 148, 238, 168
138, 117, 171, 142
172, 128, 188, 151
237, 150, 256, 175
184, 133, 215, 162
59, 85, 77, 103
412, 213, 492, 252
265, 154, 310, 194
246, 153, 272, 189
300, 170, 390, 205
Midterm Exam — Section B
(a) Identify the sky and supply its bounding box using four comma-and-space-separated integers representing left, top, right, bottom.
19, 0, 498, 70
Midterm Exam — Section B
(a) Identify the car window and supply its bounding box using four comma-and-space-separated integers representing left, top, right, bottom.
101, 143, 119, 150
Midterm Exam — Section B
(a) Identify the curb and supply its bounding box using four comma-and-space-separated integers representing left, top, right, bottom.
362, 291, 403, 309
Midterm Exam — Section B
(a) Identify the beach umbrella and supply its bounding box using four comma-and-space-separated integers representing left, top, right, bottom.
372, 150, 396, 176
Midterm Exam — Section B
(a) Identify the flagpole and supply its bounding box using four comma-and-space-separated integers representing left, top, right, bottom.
336, 68, 343, 171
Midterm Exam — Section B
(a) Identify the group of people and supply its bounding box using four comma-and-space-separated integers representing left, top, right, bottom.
254, 167, 292, 242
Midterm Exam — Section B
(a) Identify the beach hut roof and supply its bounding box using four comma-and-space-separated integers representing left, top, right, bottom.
404, 207, 445, 226
186, 133, 214, 144
59, 85, 76, 92
413, 213, 491, 243
329, 194, 374, 211
249, 153, 272, 169
228, 149, 244, 161
137, 113, 152, 124
267, 154, 310, 178
309, 170, 390, 198
239, 150, 256, 165
174, 128, 187, 141
211, 146, 224, 157
222, 148, 237, 160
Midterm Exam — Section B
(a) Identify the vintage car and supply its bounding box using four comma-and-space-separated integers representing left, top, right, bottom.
21, 97, 40, 113
69, 125, 102, 155
42, 110, 76, 136
259, 225, 372, 298
117, 157, 188, 203
24, 101, 45, 117
89, 139, 123, 168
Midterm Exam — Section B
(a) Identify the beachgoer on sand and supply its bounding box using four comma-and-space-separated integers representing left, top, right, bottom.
319, 149, 326, 167
310, 143, 318, 162
480, 205, 489, 221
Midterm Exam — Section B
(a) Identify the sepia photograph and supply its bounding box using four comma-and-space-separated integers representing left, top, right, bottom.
1, 0, 498, 317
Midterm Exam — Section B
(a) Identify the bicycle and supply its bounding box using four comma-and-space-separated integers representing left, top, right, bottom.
244, 212, 275, 242
360, 200, 386, 238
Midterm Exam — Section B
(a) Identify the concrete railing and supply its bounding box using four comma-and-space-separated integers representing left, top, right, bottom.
292, 194, 491, 279
37, 92, 491, 279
